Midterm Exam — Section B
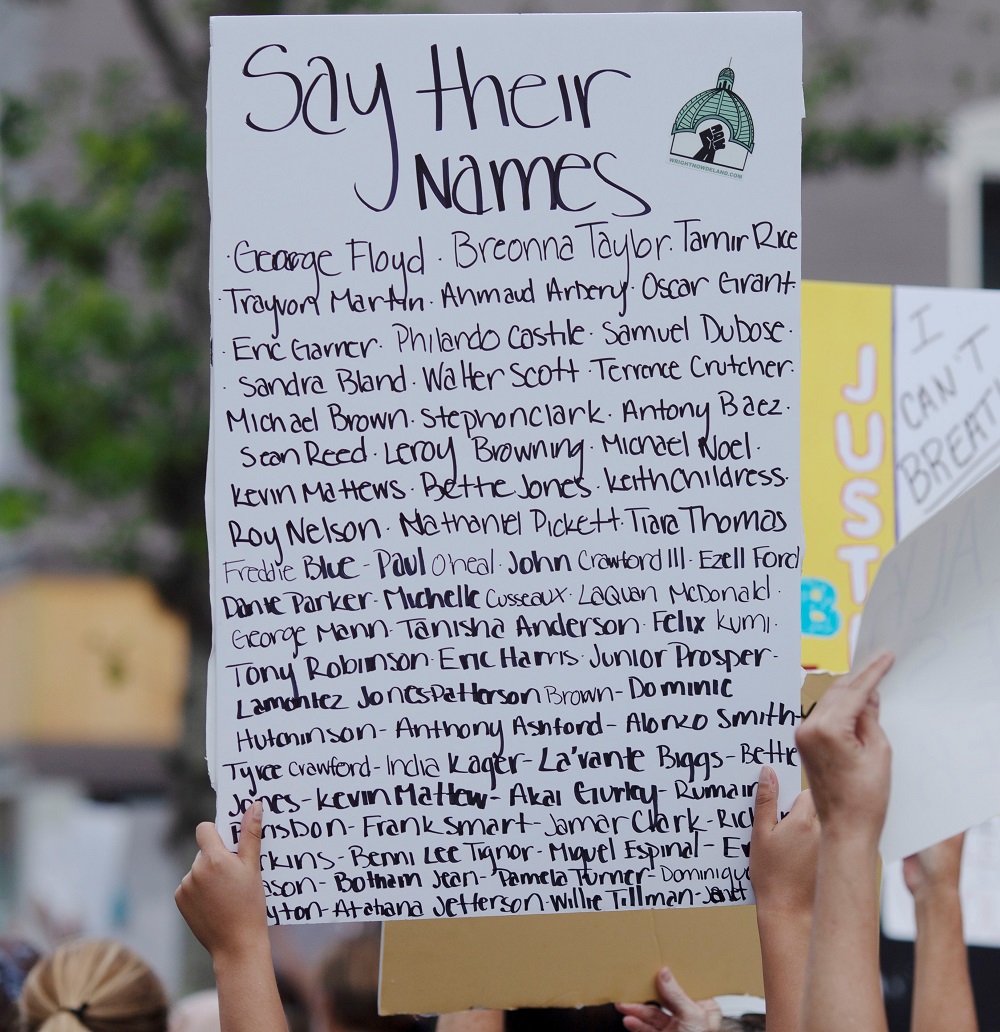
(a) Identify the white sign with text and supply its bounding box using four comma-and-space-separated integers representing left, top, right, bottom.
894, 285, 1000, 538
208, 12, 803, 924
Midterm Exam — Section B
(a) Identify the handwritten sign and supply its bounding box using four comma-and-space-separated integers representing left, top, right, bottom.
893, 285, 1000, 539
208, 12, 803, 924
799, 282, 896, 672
800, 282, 1000, 673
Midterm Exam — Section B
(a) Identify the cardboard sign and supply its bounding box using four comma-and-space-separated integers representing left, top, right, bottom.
380, 903, 764, 1013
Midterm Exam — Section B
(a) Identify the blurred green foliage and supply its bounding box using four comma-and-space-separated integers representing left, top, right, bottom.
0, 96, 45, 160
802, 26, 945, 174
8, 104, 205, 492
0, 486, 44, 531
804, 118, 944, 173
0, 0, 955, 840
0, 0, 396, 837
0, 0, 391, 613
3, 83, 209, 617
0, 0, 951, 582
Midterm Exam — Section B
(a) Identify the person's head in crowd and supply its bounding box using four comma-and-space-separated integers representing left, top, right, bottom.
275, 970, 309, 1032
0, 936, 41, 1032
20, 939, 167, 1032
317, 925, 415, 1032
168, 989, 220, 1032
720, 1015, 765, 1031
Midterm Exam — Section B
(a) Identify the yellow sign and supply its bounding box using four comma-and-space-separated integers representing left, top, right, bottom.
0, 576, 188, 746
801, 281, 895, 672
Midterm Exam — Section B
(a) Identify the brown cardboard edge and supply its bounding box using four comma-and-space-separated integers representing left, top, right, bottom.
380, 904, 763, 1013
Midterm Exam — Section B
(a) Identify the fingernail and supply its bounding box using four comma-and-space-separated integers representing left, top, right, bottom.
758, 765, 774, 789
251, 799, 263, 820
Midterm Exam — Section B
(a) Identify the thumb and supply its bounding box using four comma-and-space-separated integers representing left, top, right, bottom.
752, 765, 779, 837
695, 998, 722, 1032
656, 967, 701, 1022
194, 820, 225, 854
238, 799, 263, 866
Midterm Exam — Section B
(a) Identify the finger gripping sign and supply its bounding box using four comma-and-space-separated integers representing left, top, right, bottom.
208, 12, 803, 929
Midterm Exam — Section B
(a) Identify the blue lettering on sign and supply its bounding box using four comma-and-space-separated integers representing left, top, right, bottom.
801, 578, 841, 637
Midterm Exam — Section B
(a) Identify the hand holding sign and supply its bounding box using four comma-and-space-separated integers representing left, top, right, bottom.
797, 654, 894, 1032
175, 801, 268, 961
176, 802, 289, 1032
209, 11, 804, 934
616, 968, 722, 1032
796, 652, 893, 842
749, 769, 817, 1032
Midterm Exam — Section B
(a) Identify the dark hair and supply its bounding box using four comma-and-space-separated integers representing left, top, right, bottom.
721, 1017, 766, 1031
318, 926, 415, 1032
0, 938, 40, 1032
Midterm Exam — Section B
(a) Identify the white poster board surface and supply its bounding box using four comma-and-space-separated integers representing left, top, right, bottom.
880, 284, 1000, 926
208, 12, 803, 924
855, 466, 1000, 862
894, 285, 1000, 539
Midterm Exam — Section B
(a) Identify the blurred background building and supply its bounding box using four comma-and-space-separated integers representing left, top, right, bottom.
2, 0, 1000, 1019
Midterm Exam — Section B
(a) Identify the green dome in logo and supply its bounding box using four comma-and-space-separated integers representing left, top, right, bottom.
672, 68, 754, 153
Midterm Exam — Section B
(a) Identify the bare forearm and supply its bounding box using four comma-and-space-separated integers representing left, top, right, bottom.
213, 940, 289, 1032
757, 910, 811, 1032
912, 889, 978, 1032
803, 834, 887, 1032
437, 1011, 504, 1032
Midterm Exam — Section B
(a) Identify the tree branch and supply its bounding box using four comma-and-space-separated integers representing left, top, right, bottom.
125, 0, 205, 123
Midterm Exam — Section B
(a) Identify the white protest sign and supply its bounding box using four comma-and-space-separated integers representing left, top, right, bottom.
883, 814, 1000, 947
882, 284, 1000, 921
208, 12, 803, 924
894, 285, 1000, 539
855, 466, 1000, 862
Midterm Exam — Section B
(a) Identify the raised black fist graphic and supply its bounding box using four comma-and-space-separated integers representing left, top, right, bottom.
693, 123, 726, 163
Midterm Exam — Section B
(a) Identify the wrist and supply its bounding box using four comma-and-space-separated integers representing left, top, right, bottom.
757, 904, 812, 951
210, 931, 273, 974
756, 898, 813, 925
912, 882, 962, 913
819, 818, 883, 854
